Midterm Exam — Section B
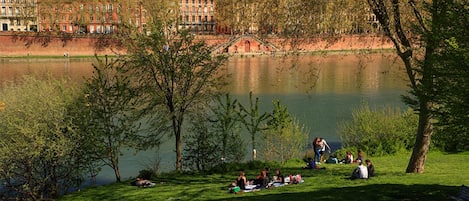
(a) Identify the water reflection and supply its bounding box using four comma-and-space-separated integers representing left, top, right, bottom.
225, 53, 406, 95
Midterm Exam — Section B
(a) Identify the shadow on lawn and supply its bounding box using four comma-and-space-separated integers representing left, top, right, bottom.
210, 184, 458, 201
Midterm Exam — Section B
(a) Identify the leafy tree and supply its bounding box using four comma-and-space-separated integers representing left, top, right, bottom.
431, 1, 469, 152
367, 0, 432, 173
339, 102, 418, 156
0, 76, 85, 200
210, 93, 245, 163
183, 111, 220, 172
366, 0, 468, 173
184, 93, 245, 171
260, 100, 308, 163
82, 56, 140, 182
125, 26, 228, 171
238, 91, 269, 160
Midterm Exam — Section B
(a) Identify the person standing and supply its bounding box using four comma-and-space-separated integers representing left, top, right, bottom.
315, 137, 331, 163
313, 137, 321, 164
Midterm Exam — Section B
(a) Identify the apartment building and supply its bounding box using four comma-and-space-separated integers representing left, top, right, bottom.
37, 1, 145, 34
0, 0, 37, 32
179, 0, 216, 34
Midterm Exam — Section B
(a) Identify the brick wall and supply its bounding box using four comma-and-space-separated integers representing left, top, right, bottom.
0, 32, 393, 57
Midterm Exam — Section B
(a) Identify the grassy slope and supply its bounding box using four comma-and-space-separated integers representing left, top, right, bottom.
59, 152, 469, 201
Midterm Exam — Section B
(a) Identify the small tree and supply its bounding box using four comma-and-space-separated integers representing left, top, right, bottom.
183, 111, 220, 172
210, 93, 245, 163
260, 100, 309, 163
82, 56, 140, 182
183, 94, 245, 171
125, 27, 228, 171
238, 91, 270, 160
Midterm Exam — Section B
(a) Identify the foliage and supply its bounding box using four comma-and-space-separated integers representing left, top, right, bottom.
184, 94, 245, 172
183, 111, 221, 172
431, 0, 469, 152
215, 0, 374, 36
81, 56, 140, 182
260, 100, 309, 163
238, 92, 269, 160
210, 93, 245, 163
124, 25, 228, 170
339, 102, 418, 156
0, 76, 87, 200
366, 0, 442, 173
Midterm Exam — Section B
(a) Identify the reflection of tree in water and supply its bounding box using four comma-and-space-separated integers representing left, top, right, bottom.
274, 55, 321, 94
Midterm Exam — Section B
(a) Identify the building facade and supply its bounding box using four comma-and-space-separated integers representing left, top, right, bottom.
179, 0, 216, 34
0, 0, 37, 32
36, 1, 145, 34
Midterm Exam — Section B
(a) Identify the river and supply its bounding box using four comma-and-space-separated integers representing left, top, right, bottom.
0, 52, 408, 185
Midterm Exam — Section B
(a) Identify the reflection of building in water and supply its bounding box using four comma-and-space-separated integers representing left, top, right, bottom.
226, 54, 405, 95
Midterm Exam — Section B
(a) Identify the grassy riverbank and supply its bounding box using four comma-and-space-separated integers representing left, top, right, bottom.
58, 151, 469, 201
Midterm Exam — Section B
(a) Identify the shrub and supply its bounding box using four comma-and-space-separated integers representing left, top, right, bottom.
338, 102, 418, 156
260, 100, 309, 163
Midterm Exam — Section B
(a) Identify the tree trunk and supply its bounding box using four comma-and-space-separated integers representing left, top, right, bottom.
175, 130, 182, 171
406, 101, 432, 173
113, 157, 121, 182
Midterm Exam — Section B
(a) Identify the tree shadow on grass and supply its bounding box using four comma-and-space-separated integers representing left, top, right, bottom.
209, 184, 458, 201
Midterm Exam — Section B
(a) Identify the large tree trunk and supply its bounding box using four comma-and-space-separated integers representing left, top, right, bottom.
406, 101, 433, 173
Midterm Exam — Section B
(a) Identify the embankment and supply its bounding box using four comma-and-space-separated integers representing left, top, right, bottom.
0, 32, 394, 57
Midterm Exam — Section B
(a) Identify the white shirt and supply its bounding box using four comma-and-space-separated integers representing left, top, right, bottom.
357, 164, 368, 179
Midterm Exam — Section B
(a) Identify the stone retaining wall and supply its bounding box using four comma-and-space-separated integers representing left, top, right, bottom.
0, 32, 393, 57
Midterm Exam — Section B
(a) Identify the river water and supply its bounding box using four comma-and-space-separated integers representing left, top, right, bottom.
0, 53, 408, 184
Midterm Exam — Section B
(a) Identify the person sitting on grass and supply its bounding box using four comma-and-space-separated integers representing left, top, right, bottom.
229, 170, 248, 193
350, 160, 368, 180
236, 170, 247, 190
303, 157, 317, 169
254, 170, 269, 189
273, 169, 284, 183
366, 159, 375, 177
354, 149, 365, 163
340, 151, 354, 164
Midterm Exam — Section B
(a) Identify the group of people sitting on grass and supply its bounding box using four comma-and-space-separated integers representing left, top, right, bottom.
325, 149, 376, 179
229, 167, 303, 193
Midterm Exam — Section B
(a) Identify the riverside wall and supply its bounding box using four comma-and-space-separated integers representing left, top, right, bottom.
0, 32, 394, 57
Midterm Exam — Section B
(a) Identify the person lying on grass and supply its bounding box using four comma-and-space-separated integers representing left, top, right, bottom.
132, 177, 156, 188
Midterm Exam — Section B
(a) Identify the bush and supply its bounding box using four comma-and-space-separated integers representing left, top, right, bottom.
260, 100, 309, 163
338, 102, 418, 156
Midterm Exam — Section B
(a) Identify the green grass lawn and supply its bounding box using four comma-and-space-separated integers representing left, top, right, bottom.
59, 151, 469, 201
